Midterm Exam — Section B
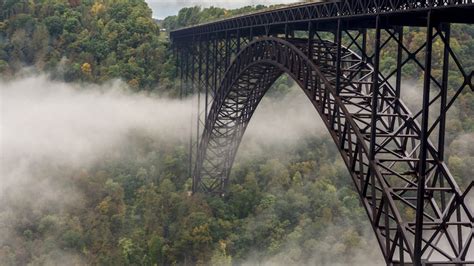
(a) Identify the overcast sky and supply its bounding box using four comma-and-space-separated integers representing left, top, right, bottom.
145, 0, 301, 19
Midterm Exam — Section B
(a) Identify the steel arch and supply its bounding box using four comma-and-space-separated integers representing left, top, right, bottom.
194, 37, 473, 264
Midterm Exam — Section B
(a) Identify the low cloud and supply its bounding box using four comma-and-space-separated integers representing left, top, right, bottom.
244, 87, 327, 143
0, 75, 195, 258
1, 75, 193, 173
236, 86, 328, 161
1, 75, 470, 264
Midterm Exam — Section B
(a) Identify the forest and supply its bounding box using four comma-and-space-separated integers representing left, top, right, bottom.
0, 0, 473, 265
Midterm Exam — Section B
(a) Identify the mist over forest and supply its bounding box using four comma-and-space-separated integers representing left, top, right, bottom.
0, 0, 473, 265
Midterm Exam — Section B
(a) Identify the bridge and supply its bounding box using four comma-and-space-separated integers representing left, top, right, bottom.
170, 1, 474, 265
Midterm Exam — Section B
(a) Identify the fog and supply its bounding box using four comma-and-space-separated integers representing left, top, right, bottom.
0, 75, 470, 264
0, 75, 377, 264
0, 76, 330, 210
239, 87, 385, 265
1, 75, 195, 193
240, 85, 328, 155
0, 75, 199, 262
0, 75, 331, 262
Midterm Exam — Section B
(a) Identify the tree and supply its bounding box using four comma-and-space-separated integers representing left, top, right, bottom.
210, 241, 232, 266
81, 62, 91, 75
45, 16, 64, 36
64, 17, 80, 33
91, 2, 105, 16
31, 24, 50, 66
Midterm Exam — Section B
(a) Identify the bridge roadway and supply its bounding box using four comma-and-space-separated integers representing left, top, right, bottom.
171, 1, 474, 265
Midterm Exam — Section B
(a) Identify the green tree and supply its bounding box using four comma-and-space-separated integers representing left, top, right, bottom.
45, 16, 64, 36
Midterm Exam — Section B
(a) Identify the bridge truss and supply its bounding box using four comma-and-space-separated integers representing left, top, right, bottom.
171, 1, 474, 265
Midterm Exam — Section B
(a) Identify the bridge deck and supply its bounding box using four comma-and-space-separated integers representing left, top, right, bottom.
170, 0, 474, 40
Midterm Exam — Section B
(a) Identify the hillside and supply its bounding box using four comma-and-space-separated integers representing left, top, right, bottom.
0, 0, 174, 91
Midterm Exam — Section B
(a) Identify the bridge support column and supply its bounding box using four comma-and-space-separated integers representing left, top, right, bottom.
395, 26, 403, 106
335, 19, 342, 95
415, 10, 434, 266
369, 13, 385, 262
205, 34, 210, 127
438, 23, 450, 213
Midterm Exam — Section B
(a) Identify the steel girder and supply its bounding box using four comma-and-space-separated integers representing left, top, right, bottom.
190, 35, 473, 265
170, 0, 474, 40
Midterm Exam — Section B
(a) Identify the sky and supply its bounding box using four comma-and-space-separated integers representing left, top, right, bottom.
145, 0, 301, 19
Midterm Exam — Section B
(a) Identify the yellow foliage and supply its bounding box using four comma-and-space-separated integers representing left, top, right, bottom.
97, 199, 110, 215
128, 79, 139, 89
91, 2, 106, 15
219, 240, 226, 251
210, 240, 232, 266
81, 63, 92, 75
191, 224, 212, 244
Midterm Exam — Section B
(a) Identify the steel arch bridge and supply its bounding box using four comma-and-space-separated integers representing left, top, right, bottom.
171, 1, 474, 265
